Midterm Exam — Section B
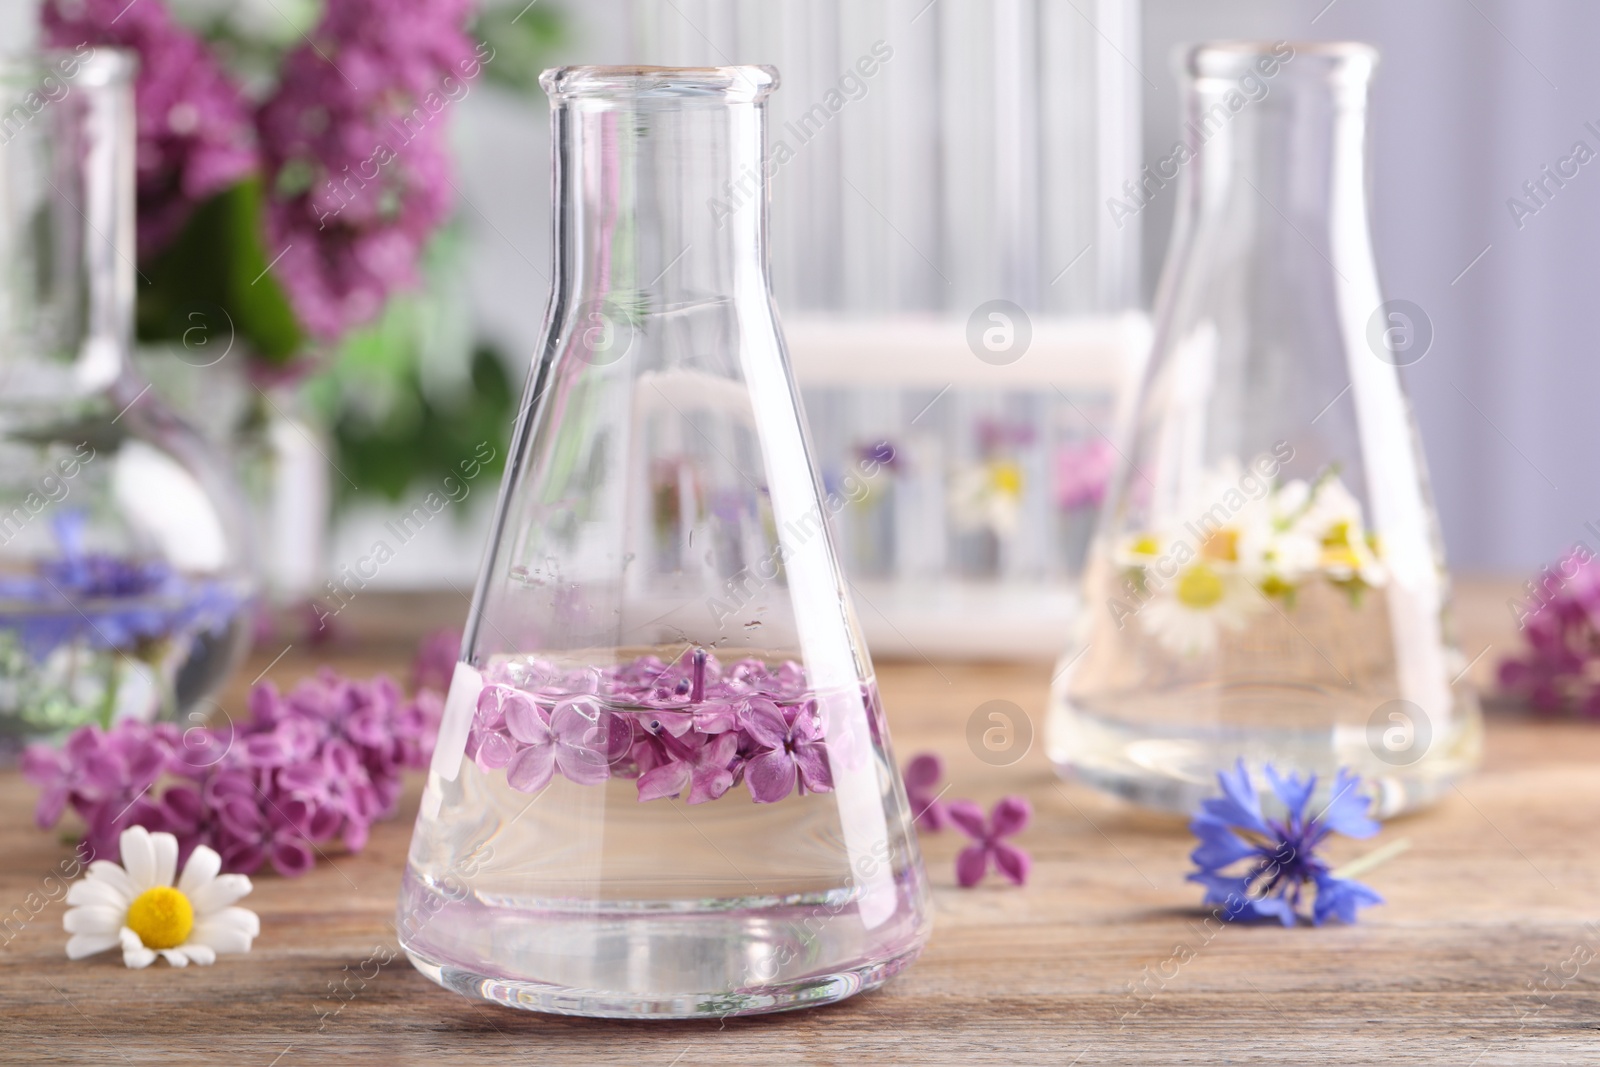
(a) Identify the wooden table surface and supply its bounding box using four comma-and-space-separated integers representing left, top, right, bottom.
2, 578, 1594, 1066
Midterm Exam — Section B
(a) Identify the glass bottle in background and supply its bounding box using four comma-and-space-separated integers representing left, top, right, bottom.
398, 65, 931, 1018
1048, 42, 1481, 817
0, 49, 253, 754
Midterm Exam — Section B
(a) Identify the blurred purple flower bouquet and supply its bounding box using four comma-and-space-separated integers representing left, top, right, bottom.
43, 0, 484, 361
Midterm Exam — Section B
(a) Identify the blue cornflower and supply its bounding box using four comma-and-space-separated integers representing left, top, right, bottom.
0, 512, 244, 658
1187, 760, 1385, 926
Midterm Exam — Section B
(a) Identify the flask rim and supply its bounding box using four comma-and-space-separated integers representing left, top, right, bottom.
540, 65, 779, 105
1185, 40, 1378, 86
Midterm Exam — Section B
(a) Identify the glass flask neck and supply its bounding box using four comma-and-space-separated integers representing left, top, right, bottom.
0, 48, 137, 406
542, 66, 779, 322
1175, 42, 1377, 271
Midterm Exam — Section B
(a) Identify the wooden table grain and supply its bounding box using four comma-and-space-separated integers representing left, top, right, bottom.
1, 579, 1592, 1066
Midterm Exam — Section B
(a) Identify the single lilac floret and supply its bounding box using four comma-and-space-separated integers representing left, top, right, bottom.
947, 796, 1032, 887
741, 700, 832, 804
636, 731, 740, 805
1187, 760, 1384, 926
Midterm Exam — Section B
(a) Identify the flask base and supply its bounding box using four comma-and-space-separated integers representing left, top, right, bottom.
402, 943, 923, 1019
395, 860, 931, 1019
1050, 706, 1481, 818
1055, 757, 1473, 819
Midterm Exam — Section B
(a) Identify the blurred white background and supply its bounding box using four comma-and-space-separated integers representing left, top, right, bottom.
1140, 0, 1598, 574
8, 0, 1586, 576
453, 0, 1596, 576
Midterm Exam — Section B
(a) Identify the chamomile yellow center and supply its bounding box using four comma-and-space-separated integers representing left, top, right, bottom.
989, 462, 1023, 497
1321, 545, 1362, 570
125, 886, 194, 950
1176, 564, 1226, 610
1130, 535, 1161, 557
1259, 573, 1295, 599
1200, 529, 1239, 562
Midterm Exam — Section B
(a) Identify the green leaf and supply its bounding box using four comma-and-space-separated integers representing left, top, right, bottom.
136, 180, 305, 365
329, 346, 515, 507
472, 2, 569, 95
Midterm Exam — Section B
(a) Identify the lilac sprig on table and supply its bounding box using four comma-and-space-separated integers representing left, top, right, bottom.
1188, 760, 1384, 926
23, 670, 442, 876
467, 650, 851, 806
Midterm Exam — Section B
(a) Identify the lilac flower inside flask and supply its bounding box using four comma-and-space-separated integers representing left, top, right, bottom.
397, 66, 931, 1018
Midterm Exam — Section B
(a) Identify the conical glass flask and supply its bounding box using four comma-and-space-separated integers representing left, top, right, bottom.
1047, 42, 1481, 817
0, 50, 253, 752
398, 65, 931, 1018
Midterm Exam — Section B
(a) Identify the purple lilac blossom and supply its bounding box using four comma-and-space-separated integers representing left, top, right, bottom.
976, 418, 1036, 454
1187, 760, 1383, 926
253, 600, 347, 648
947, 796, 1032, 887
903, 752, 952, 832
1055, 437, 1114, 511
740, 699, 832, 803
468, 652, 845, 807
254, 0, 476, 339
0, 512, 242, 659
1498, 552, 1600, 715
412, 627, 461, 693
22, 721, 169, 859
636, 731, 740, 805
41, 0, 257, 259
22, 668, 442, 875
857, 440, 901, 473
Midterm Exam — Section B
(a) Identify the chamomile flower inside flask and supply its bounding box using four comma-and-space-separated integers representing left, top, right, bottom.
398, 66, 931, 1018
1048, 42, 1481, 817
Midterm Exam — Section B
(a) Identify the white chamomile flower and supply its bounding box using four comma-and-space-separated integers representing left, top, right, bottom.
1114, 531, 1166, 569
949, 461, 1025, 537
1271, 477, 1314, 520
1293, 476, 1387, 588
1236, 497, 1321, 594
1140, 559, 1258, 657
1295, 475, 1362, 533
63, 826, 259, 969
1319, 523, 1387, 587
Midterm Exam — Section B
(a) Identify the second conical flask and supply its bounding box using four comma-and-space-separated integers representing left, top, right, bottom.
1047, 43, 1480, 817
397, 65, 931, 1018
